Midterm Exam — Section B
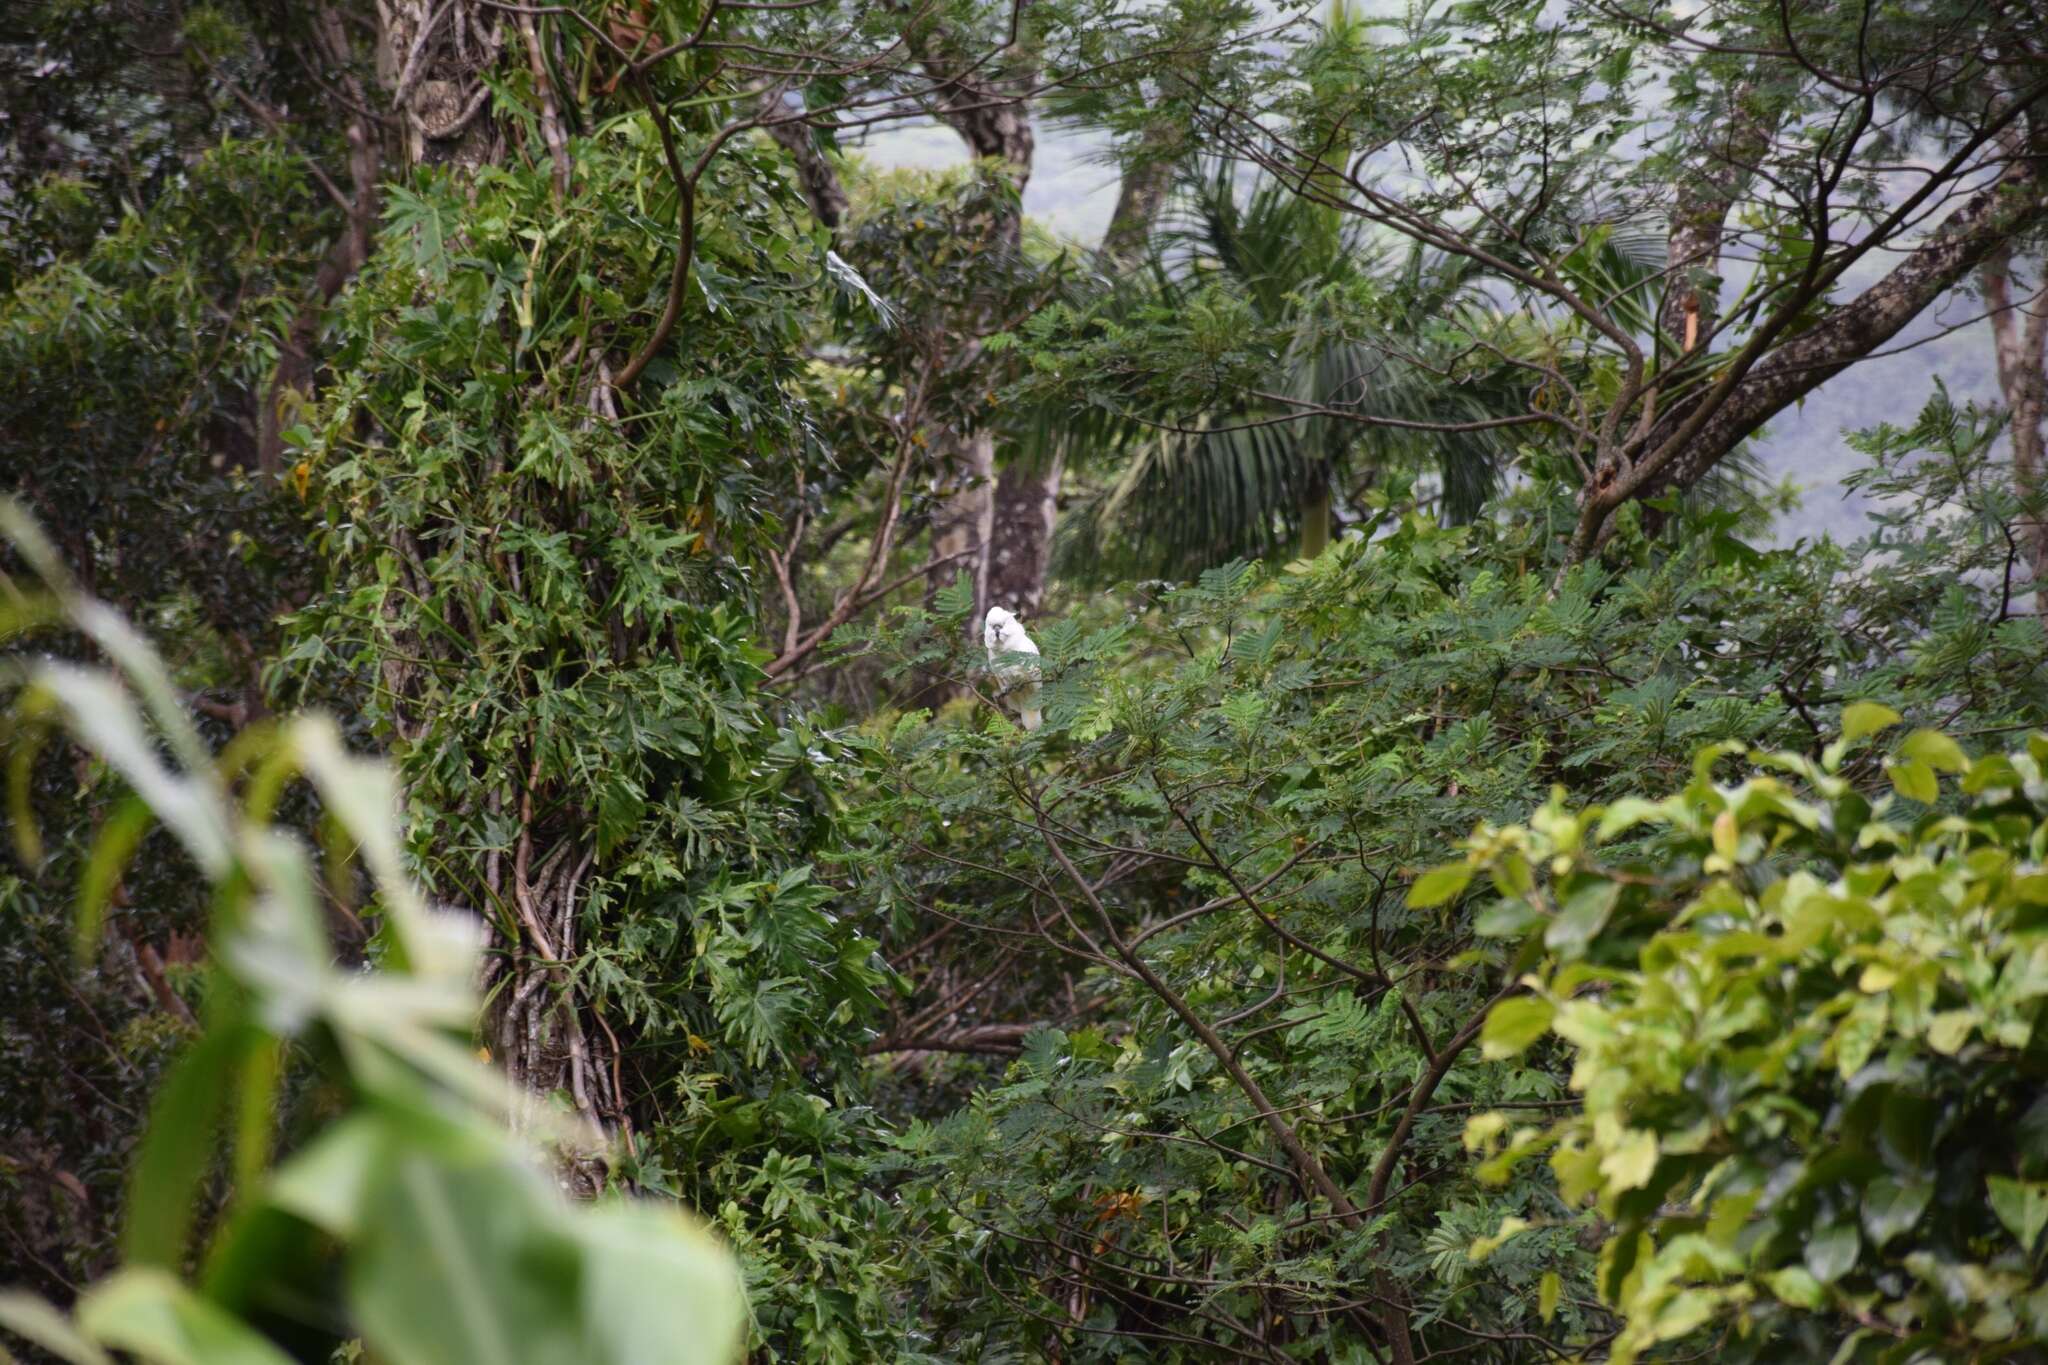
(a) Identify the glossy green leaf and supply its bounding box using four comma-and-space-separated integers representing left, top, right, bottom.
1861, 1176, 1931, 1247
0, 1290, 112, 1365
1898, 729, 1966, 773
1989, 1177, 2048, 1252
1407, 862, 1473, 909
1886, 758, 1938, 804
1544, 881, 1620, 959
1480, 997, 1554, 1060
1840, 701, 1902, 743
75, 1269, 294, 1365
123, 1030, 237, 1269
1803, 1221, 1859, 1285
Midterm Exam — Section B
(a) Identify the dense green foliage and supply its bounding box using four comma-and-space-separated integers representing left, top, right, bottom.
0, 506, 746, 1365
1465, 714, 2048, 1361
285, 124, 912, 1352
0, 138, 343, 1294
838, 454, 2048, 1358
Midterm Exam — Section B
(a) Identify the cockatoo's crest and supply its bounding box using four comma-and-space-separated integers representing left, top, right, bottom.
982, 607, 1042, 732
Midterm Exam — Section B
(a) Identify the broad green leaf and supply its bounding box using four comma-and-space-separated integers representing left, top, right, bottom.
1538, 1271, 1560, 1323
1474, 898, 1543, 938
1598, 1129, 1658, 1192
1926, 1009, 1977, 1055
1840, 701, 1902, 743
232, 1040, 283, 1195
1962, 753, 2022, 793
1803, 1221, 1859, 1285
1988, 1177, 2048, 1251
267, 1115, 388, 1238
1898, 729, 1966, 773
1766, 1266, 1824, 1309
1595, 797, 1666, 842
1544, 880, 1620, 959
1479, 997, 1554, 1060
1861, 1176, 1931, 1247
0, 1290, 112, 1365
1711, 808, 1738, 862
1647, 1290, 1716, 1343
574, 1202, 747, 1364
1886, 758, 1938, 804
123, 1030, 237, 1269
1407, 863, 1473, 909
348, 1155, 584, 1365
75, 1269, 293, 1365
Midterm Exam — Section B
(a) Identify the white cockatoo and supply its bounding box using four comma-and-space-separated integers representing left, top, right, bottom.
982, 606, 1042, 732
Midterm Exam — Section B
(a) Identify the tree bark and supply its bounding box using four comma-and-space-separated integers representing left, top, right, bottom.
373, 0, 621, 1196
1641, 168, 2045, 494
989, 452, 1061, 614
258, 5, 383, 475
760, 94, 849, 231
1100, 128, 1177, 270
1659, 92, 1767, 355
1985, 246, 2048, 614
1567, 144, 2048, 564
930, 427, 998, 620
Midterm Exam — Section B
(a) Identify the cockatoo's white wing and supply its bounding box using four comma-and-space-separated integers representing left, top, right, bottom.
982, 608, 1043, 731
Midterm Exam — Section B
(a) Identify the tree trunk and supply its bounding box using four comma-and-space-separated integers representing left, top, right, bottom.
258, 5, 382, 476
1658, 88, 1765, 354
989, 452, 1062, 615
1985, 246, 2048, 615
1566, 143, 2048, 565
374, 0, 620, 1195
930, 427, 998, 621
912, 42, 1034, 630
1298, 485, 1331, 560
1099, 123, 1179, 270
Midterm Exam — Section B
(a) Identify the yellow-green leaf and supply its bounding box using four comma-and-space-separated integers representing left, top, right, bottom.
1600, 1128, 1659, 1192
1480, 997, 1554, 1060
1926, 1009, 1977, 1055
1840, 701, 1902, 743
1988, 1177, 2048, 1251
1468, 1215, 1531, 1262
1408, 862, 1474, 909
1898, 729, 1966, 773
75, 794, 155, 966
1767, 1266, 1824, 1309
1886, 758, 1938, 804
1711, 809, 1738, 862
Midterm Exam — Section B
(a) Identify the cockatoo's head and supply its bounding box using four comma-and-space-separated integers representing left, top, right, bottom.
983, 606, 1023, 652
